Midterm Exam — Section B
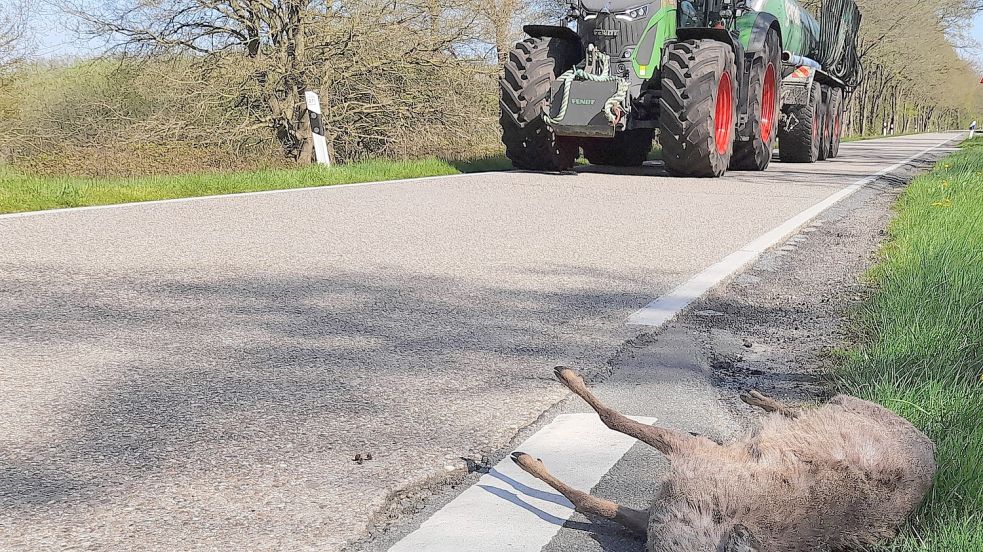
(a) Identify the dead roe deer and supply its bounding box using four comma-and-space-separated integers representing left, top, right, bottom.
511, 367, 936, 552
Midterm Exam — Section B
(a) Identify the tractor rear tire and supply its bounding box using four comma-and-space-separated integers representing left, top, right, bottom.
731, 30, 781, 171
581, 129, 655, 167
500, 36, 583, 171
778, 82, 822, 163
828, 88, 844, 158
659, 39, 737, 177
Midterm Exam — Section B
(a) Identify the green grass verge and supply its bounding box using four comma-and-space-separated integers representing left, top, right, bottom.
836, 137, 983, 550
0, 155, 515, 215
0, 144, 667, 215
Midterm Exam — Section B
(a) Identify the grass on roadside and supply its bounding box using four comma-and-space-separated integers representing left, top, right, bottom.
836, 137, 983, 550
0, 154, 515, 215
0, 143, 670, 215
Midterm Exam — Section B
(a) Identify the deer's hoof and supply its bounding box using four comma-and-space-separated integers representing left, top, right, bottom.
510, 452, 546, 476
554, 366, 578, 384
554, 366, 588, 392
510, 452, 535, 471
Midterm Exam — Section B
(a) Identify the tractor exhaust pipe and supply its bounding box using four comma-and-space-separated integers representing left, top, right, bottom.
782, 52, 822, 70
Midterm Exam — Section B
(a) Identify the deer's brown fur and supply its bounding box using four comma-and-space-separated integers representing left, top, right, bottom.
511, 367, 936, 552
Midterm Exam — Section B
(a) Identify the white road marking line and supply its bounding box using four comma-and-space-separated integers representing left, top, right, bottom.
388, 413, 656, 552
627, 135, 960, 326
0, 172, 480, 221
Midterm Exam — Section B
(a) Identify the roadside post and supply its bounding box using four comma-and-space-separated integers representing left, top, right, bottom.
305, 90, 331, 166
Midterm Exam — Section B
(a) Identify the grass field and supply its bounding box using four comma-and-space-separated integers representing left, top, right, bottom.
0, 155, 514, 215
837, 137, 982, 550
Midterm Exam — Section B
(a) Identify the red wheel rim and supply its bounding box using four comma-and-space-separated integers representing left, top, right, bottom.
835, 111, 842, 139
760, 63, 777, 142
714, 71, 733, 155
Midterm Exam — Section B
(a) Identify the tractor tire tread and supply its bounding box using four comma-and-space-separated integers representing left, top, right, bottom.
731, 30, 781, 171
659, 39, 736, 177
500, 36, 582, 171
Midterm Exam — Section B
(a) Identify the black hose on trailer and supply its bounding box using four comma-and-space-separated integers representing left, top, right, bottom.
813, 0, 863, 89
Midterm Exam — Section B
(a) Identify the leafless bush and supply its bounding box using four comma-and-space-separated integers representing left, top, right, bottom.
2, 1, 570, 174
55, 0, 523, 165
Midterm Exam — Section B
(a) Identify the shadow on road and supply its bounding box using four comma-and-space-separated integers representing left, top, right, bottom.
0, 263, 665, 516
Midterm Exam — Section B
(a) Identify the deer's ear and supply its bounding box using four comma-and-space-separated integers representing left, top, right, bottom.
723, 524, 759, 552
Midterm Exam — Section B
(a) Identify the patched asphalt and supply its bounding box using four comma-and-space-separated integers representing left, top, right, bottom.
0, 132, 960, 550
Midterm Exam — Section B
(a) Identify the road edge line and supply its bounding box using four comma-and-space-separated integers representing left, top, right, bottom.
0, 171, 485, 221
626, 134, 962, 326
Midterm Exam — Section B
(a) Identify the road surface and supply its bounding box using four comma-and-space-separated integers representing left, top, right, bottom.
0, 132, 960, 550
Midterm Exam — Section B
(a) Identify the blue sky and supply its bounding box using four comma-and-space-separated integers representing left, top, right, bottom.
971, 14, 983, 67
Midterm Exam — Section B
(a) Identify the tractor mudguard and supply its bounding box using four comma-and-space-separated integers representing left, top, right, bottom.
740, 12, 782, 55
673, 27, 745, 86
523, 25, 581, 43
676, 27, 737, 49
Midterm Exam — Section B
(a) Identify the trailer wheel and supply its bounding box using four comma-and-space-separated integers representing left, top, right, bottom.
659, 39, 737, 177
731, 30, 781, 171
818, 85, 832, 161
500, 36, 582, 171
582, 129, 655, 167
778, 82, 821, 163
828, 88, 844, 158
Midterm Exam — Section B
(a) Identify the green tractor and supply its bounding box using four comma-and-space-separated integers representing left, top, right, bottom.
500, 0, 862, 176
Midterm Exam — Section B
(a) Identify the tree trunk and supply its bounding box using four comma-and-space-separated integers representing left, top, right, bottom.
266, 0, 315, 164
268, 87, 313, 164
494, 15, 510, 64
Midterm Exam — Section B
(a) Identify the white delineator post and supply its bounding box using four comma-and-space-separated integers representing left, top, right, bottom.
305, 90, 331, 166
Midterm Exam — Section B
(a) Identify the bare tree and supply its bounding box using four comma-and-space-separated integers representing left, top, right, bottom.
475, 0, 567, 63
62, 0, 480, 163
841, 0, 983, 135
0, 1, 28, 71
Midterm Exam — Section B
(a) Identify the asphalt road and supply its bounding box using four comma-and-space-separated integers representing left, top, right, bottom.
0, 132, 960, 550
